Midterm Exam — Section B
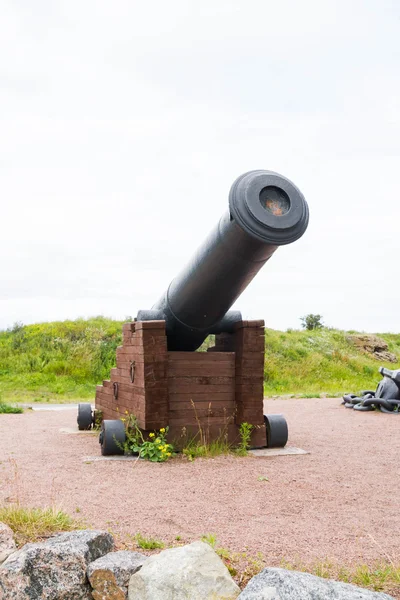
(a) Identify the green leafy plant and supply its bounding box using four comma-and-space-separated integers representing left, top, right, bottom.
121, 413, 174, 462
140, 428, 174, 462
0, 402, 23, 414
235, 422, 254, 456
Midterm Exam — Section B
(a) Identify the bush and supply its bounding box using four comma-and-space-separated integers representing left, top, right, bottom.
300, 314, 324, 330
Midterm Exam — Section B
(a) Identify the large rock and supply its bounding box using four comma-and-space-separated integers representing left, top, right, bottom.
0, 523, 16, 565
346, 334, 397, 363
87, 550, 147, 599
238, 568, 395, 599
0, 529, 114, 600
128, 541, 240, 600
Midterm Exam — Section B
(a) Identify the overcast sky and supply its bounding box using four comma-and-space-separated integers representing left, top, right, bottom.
1, 0, 399, 332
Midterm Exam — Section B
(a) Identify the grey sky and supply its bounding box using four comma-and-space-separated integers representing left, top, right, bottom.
1, 0, 399, 332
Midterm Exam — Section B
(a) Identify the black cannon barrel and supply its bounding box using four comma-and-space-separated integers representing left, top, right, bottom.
137, 170, 309, 351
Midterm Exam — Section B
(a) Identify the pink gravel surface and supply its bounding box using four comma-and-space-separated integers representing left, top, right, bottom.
0, 397, 399, 570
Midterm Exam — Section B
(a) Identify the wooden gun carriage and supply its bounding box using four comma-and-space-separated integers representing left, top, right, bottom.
77, 170, 309, 454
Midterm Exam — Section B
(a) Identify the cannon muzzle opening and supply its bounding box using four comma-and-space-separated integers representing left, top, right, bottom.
137, 170, 309, 351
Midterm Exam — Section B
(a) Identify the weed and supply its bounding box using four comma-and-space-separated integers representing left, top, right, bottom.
0, 402, 23, 414
280, 558, 400, 595
235, 422, 253, 456
135, 533, 165, 550
0, 505, 80, 546
201, 533, 217, 548
181, 401, 233, 461
120, 413, 174, 462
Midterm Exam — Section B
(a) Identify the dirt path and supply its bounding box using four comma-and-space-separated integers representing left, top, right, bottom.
1, 398, 399, 570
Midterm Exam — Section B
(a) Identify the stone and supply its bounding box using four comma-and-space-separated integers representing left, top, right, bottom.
0, 522, 16, 565
87, 550, 147, 599
346, 335, 397, 363
0, 529, 114, 600
128, 541, 240, 600
238, 568, 395, 599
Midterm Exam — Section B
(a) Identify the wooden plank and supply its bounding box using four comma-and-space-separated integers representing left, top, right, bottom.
168, 392, 235, 404
169, 407, 235, 419
169, 399, 234, 411
169, 415, 235, 427
168, 380, 235, 394
168, 351, 234, 362
167, 363, 235, 377
135, 320, 166, 330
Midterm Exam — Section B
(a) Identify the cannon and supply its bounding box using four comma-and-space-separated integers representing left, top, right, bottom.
342, 366, 400, 413
78, 170, 309, 454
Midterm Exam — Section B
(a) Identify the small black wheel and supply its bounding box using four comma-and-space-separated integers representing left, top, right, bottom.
77, 403, 93, 431
264, 414, 288, 448
99, 420, 126, 456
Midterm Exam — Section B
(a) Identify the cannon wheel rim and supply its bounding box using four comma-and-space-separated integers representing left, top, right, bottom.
77, 403, 92, 430
264, 414, 288, 448
99, 420, 126, 456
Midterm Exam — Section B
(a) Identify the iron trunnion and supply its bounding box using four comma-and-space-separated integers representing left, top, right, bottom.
77, 170, 310, 454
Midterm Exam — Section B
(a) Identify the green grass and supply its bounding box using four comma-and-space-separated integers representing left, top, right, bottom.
135, 532, 165, 550
1, 318, 399, 402
0, 402, 23, 414
281, 558, 400, 596
263, 327, 400, 396
0, 317, 123, 403
0, 505, 80, 546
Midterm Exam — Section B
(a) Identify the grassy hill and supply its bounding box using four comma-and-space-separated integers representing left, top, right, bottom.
0, 318, 399, 403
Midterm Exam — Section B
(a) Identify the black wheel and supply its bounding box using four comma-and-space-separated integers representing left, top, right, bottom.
77, 403, 93, 431
264, 414, 288, 448
99, 420, 126, 456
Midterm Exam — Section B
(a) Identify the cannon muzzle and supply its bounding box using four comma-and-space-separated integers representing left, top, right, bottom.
137, 170, 309, 351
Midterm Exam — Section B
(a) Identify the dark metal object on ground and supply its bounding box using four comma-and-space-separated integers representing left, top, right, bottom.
99, 420, 126, 455
342, 366, 400, 414
264, 414, 288, 448
77, 403, 93, 430
137, 170, 309, 351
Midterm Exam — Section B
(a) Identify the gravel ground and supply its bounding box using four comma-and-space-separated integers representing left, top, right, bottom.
0, 397, 399, 570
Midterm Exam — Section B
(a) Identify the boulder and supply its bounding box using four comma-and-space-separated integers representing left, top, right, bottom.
128, 541, 240, 600
238, 568, 395, 599
346, 335, 397, 363
0, 529, 114, 600
0, 523, 16, 565
87, 550, 147, 599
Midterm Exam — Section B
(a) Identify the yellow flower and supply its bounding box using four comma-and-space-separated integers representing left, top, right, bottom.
160, 428, 165, 433
149, 433, 155, 438
167, 452, 171, 457
125, 410, 129, 414
158, 445, 163, 450
155, 438, 161, 443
